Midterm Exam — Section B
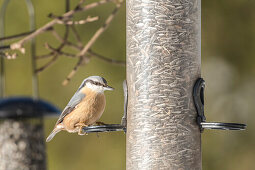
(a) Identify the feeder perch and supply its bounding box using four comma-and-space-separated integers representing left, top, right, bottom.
193, 78, 247, 132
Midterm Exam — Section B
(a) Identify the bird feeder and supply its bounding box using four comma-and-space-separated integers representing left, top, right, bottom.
0, 0, 247, 170
0, 0, 59, 169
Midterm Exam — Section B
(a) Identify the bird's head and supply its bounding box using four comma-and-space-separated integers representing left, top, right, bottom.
79, 76, 114, 93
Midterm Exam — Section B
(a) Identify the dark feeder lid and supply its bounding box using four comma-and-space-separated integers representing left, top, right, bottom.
0, 97, 60, 118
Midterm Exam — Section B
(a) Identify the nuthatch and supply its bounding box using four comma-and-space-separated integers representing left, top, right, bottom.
46, 76, 114, 142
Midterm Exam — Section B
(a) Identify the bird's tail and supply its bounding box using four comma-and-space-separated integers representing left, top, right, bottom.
46, 127, 62, 142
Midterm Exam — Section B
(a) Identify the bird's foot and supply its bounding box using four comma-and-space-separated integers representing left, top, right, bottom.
76, 123, 88, 136
95, 121, 106, 126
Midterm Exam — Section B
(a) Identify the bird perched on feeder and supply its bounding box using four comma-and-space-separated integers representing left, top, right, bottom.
46, 76, 114, 142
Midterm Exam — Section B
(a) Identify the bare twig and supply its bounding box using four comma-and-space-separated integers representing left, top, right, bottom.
78, 3, 122, 57
62, 1, 123, 85
50, 31, 81, 51
36, 28, 66, 60
45, 43, 76, 58
88, 50, 125, 66
10, 0, 113, 52
36, 52, 54, 59
36, 0, 71, 73
35, 55, 58, 74
70, 25, 83, 47
2, 0, 125, 84
36, 27, 69, 71
63, 26, 69, 43
51, 29, 64, 42
56, 16, 99, 25
0, 30, 34, 42
52, 27, 83, 50
62, 56, 91, 85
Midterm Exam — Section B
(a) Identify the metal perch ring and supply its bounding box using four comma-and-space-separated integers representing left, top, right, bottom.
193, 78, 246, 132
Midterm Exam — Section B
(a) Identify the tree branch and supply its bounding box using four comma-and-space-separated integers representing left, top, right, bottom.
35, 55, 58, 74
1, 0, 125, 85
70, 25, 83, 47
56, 16, 99, 25
62, 56, 91, 86
9, 0, 113, 52
45, 43, 76, 58
0, 30, 34, 42
88, 50, 125, 66
62, 1, 123, 85
36, 52, 54, 59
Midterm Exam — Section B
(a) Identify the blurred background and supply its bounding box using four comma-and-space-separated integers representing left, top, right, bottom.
0, 0, 254, 169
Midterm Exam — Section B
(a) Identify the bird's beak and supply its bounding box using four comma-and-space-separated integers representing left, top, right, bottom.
104, 85, 114, 91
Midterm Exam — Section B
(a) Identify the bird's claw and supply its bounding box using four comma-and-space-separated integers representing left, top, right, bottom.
76, 123, 88, 135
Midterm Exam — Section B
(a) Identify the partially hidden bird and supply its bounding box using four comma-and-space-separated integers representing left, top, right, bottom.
46, 76, 114, 142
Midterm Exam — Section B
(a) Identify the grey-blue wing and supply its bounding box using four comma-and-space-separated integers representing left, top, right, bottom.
55, 92, 86, 125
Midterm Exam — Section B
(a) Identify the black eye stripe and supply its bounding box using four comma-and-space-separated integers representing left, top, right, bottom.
85, 80, 106, 87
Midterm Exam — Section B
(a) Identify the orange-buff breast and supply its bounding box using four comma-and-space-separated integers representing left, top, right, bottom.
63, 87, 106, 132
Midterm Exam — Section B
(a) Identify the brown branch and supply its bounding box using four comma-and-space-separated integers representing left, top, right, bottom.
66, 41, 82, 51
50, 29, 81, 51
35, 55, 58, 74
45, 43, 76, 58
78, 3, 122, 57
2, 0, 124, 83
62, 1, 123, 85
63, 26, 69, 44
10, 0, 113, 52
62, 56, 91, 86
45, 39, 125, 65
36, 15, 70, 68
36, 52, 54, 59
88, 50, 125, 66
58, 51, 76, 58
36, 42, 78, 60
70, 26, 83, 47
56, 16, 99, 25
0, 30, 34, 42
51, 29, 64, 42
36, 22, 70, 69
42, 42, 125, 64
36, 28, 68, 60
